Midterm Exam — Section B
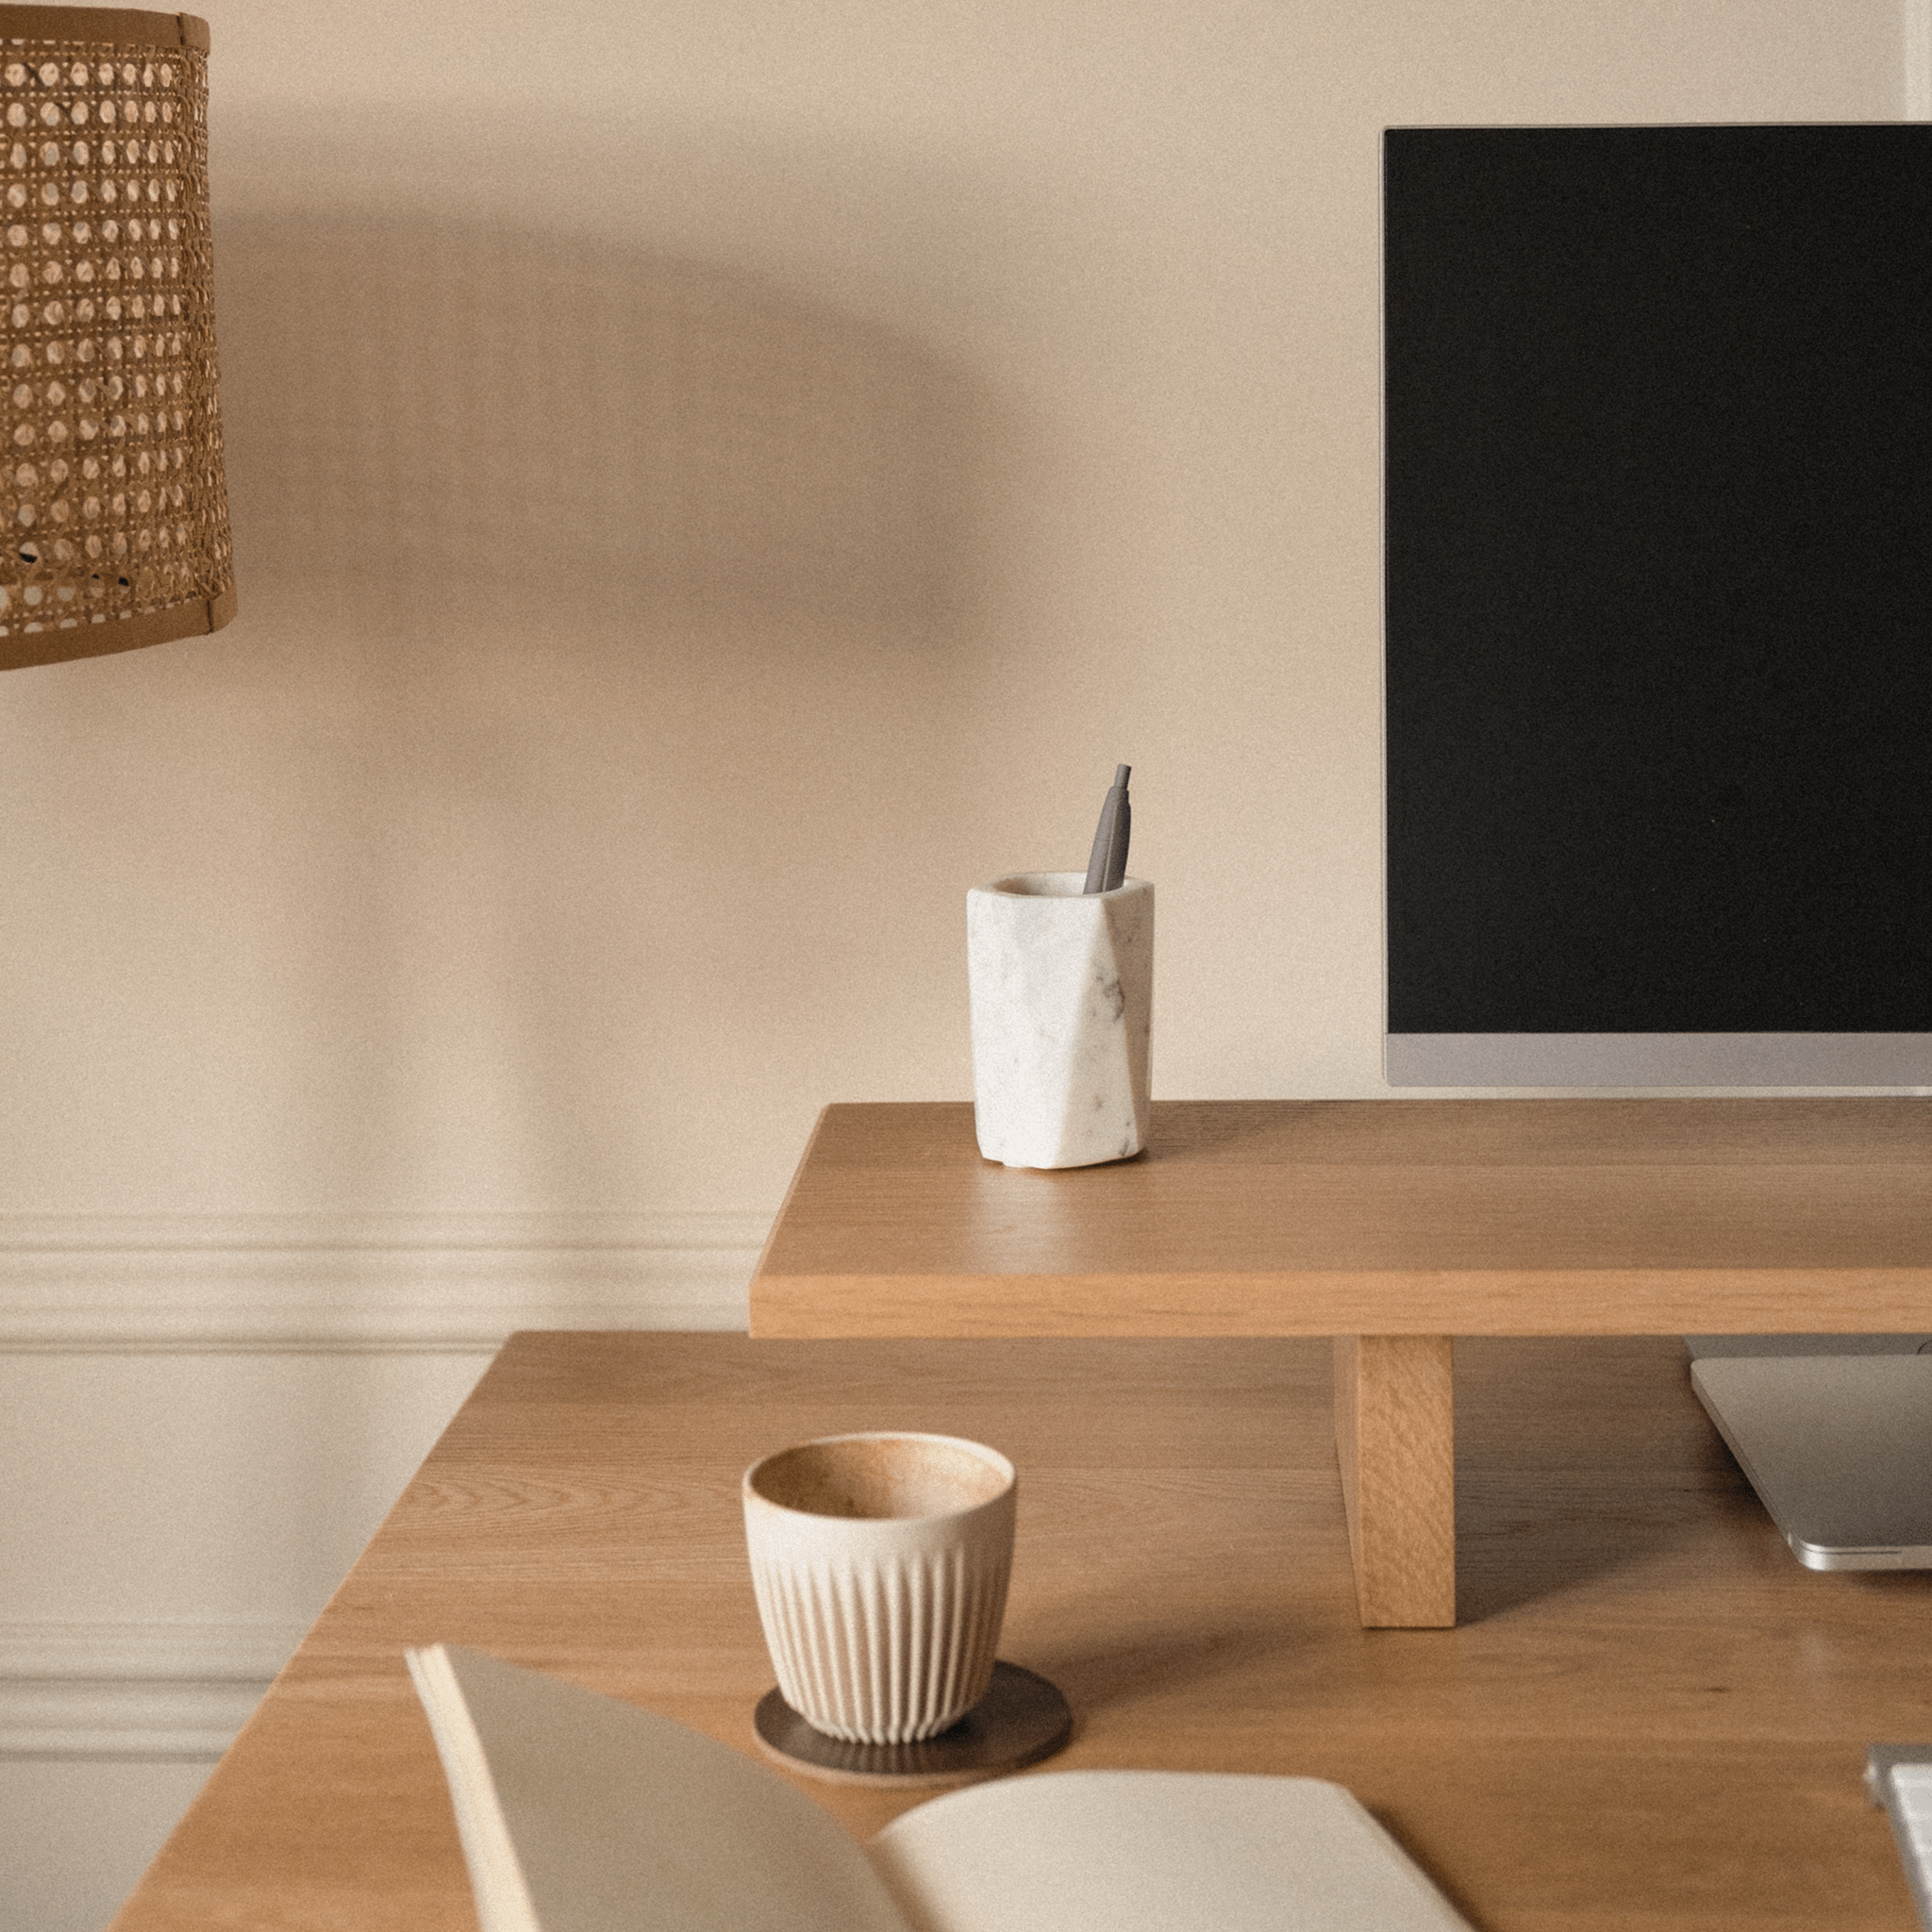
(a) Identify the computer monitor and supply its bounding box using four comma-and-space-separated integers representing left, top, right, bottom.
1382, 124, 1932, 1088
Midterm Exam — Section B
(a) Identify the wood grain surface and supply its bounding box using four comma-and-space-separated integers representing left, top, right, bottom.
108, 1330, 1932, 1932
749, 1101, 1932, 1336
1336, 1335, 1456, 1626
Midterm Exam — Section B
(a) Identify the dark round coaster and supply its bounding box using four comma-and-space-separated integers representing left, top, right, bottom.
753, 1661, 1073, 1788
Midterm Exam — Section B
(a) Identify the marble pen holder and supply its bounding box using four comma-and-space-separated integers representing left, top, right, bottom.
967, 872, 1153, 1170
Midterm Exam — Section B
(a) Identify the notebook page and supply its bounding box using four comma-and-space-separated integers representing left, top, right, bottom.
417, 1647, 912, 1932
869, 1771, 1472, 1932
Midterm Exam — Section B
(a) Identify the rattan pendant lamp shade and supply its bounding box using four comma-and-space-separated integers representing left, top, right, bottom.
0, 5, 233, 671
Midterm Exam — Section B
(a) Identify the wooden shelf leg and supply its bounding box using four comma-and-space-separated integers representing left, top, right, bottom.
1333, 1335, 1456, 1628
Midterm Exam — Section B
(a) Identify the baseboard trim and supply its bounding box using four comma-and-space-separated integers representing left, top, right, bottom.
0, 1211, 768, 1351
0, 1621, 307, 1759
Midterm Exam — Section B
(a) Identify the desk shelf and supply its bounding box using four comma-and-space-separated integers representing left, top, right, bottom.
750, 1100, 1932, 1624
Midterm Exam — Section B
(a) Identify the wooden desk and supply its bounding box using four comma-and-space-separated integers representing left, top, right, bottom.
749, 1100, 1932, 1625
110, 1331, 1928, 1932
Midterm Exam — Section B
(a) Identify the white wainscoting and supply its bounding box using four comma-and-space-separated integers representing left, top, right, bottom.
0, 1621, 306, 1759
0, 1209, 769, 1351
0, 1212, 765, 1932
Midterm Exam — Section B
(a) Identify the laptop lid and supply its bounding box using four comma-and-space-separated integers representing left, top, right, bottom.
1690, 1355, 1932, 1570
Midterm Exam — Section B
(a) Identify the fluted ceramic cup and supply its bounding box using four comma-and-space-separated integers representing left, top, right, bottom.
742, 1432, 1015, 1744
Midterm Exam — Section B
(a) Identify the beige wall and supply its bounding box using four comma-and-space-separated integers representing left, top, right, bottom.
4, 0, 1906, 1223
0, 3, 1913, 1927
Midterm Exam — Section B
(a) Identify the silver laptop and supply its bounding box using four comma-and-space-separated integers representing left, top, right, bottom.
1686, 1340, 1932, 1570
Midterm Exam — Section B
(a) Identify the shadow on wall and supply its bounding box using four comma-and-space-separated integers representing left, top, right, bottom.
216, 214, 986, 641
186, 216, 994, 1210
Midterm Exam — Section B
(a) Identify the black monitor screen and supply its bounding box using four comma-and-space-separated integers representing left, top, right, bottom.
1383, 125, 1932, 1079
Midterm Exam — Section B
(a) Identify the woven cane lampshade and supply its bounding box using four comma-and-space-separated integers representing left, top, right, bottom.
0, 5, 232, 671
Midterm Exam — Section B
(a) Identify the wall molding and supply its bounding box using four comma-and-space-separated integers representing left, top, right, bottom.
0, 1211, 768, 1351
0, 1621, 307, 1759
0, 1216, 770, 1757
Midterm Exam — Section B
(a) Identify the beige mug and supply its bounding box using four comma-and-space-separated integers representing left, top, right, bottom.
742, 1432, 1015, 1743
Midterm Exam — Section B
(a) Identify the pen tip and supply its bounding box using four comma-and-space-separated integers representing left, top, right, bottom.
1114, 764, 1130, 789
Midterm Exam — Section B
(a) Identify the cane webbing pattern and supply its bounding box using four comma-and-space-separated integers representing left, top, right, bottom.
0, 8, 232, 667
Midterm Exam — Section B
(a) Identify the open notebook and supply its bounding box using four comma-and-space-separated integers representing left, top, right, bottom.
406, 1645, 1473, 1932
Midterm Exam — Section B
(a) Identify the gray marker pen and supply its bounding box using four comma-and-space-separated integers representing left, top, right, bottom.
1083, 764, 1131, 893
